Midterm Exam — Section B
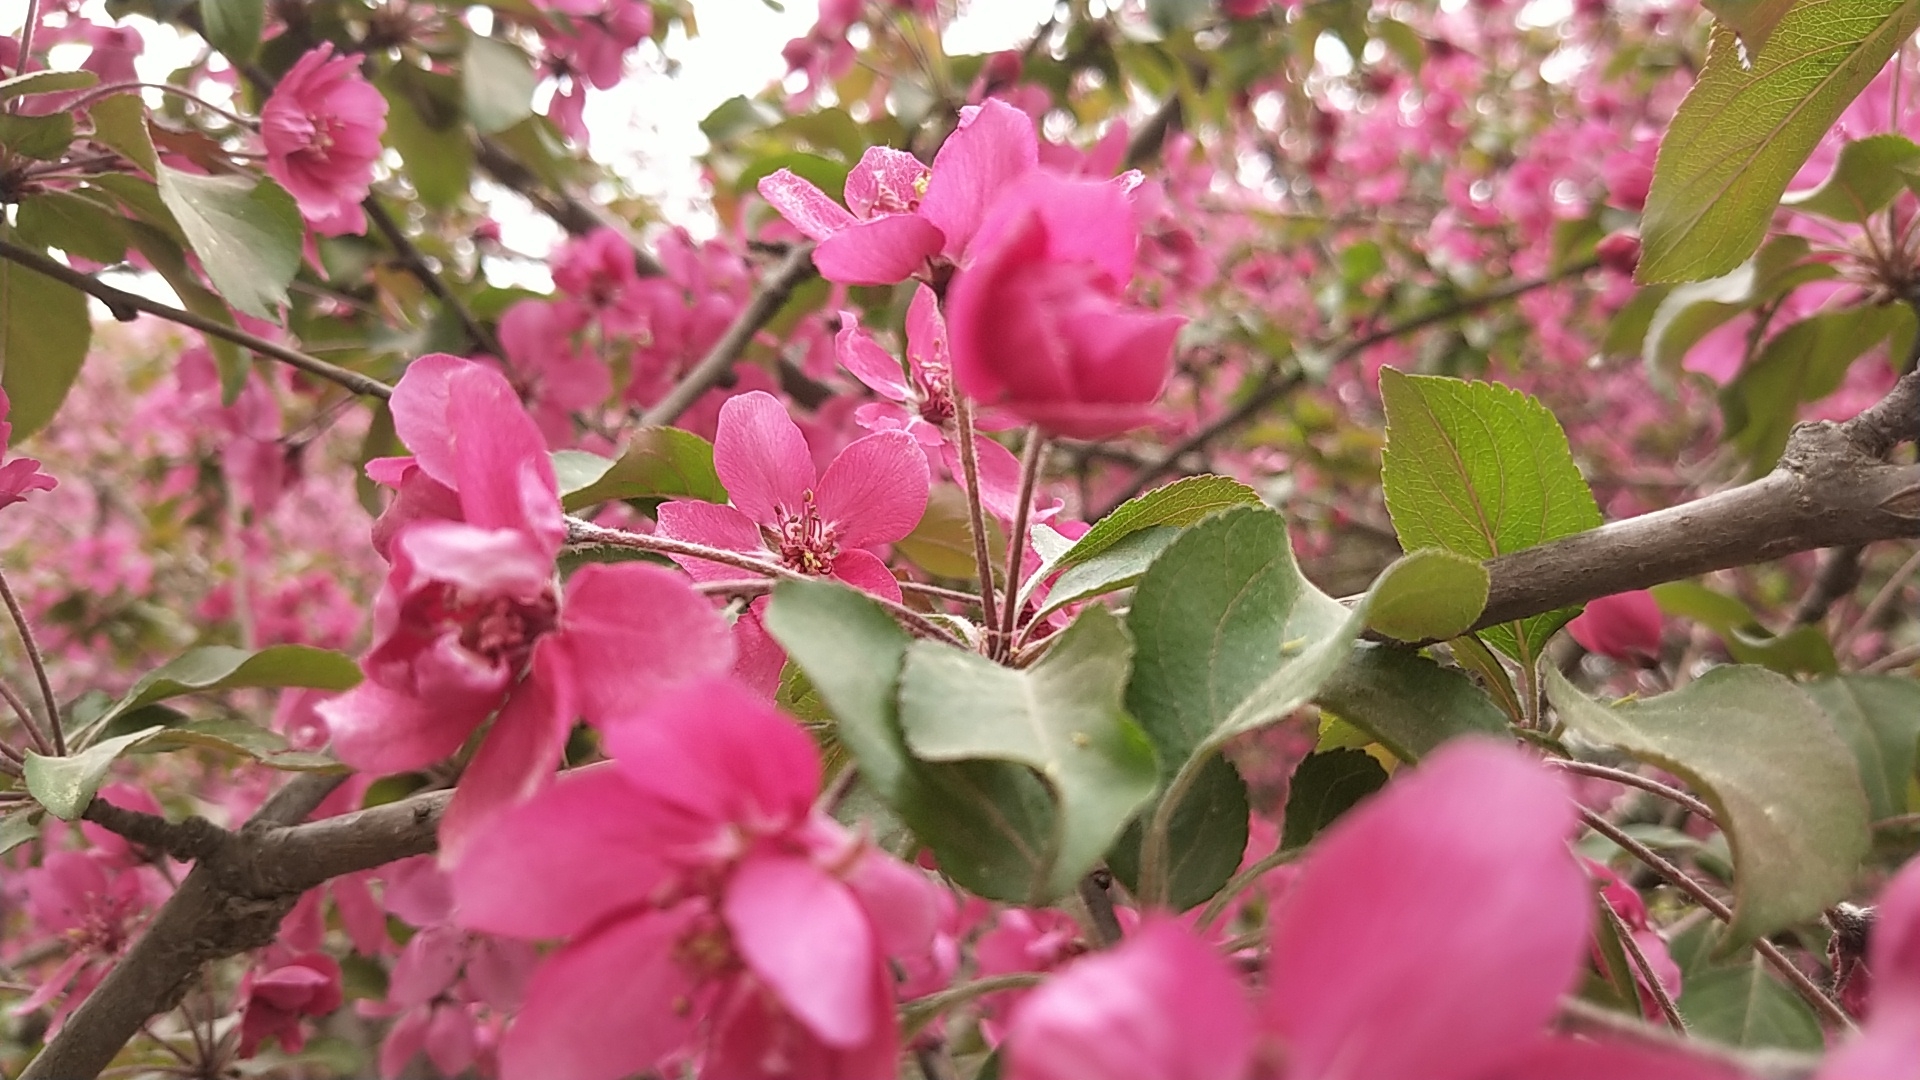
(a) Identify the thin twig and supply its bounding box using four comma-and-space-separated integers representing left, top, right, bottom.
1839, 544, 1920, 651
363, 199, 502, 360
952, 397, 1001, 640
0, 238, 394, 401
1579, 808, 1853, 1030
0, 568, 60, 755
1550, 759, 1716, 822
1077, 870, 1123, 947
1600, 898, 1687, 1032
1790, 545, 1866, 628
1867, 641, 1920, 673
897, 580, 984, 606
996, 427, 1045, 660
11, 0, 40, 85
0, 675, 47, 759
638, 245, 817, 427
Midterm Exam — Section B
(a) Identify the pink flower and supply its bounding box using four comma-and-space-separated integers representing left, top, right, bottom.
1585, 859, 1682, 1022
947, 169, 1184, 438
14, 850, 168, 1033
261, 44, 388, 236
451, 676, 938, 1080
318, 355, 737, 860
496, 298, 612, 445
0, 388, 57, 510
655, 390, 928, 602
758, 99, 1039, 285
837, 285, 959, 446
1820, 858, 1920, 1079
238, 952, 343, 1057
1004, 741, 1734, 1080
1567, 589, 1663, 662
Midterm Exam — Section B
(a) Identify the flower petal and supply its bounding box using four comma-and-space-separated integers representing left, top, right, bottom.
437, 644, 575, 866
1482, 1036, 1747, 1080
498, 906, 703, 1080
714, 391, 817, 525
1262, 739, 1589, 1080
814, 431, 929, 548
759, 169, 859, 241
815, 215, 946, 286
724, 853, 877, 1047
557, 563, 736, 726
837, 313, 914, 402
318, 680, 479, 775
920, 98, 1040, 261
844, 145, 929, 219
654, 500, 771, 581
829, 548, 904, 603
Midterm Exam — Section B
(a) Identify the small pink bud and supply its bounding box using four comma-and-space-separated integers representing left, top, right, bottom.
1567, 590, 1664, 662
1596, 231, 1641, 276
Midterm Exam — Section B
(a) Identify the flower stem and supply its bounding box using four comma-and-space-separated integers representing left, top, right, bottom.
10, 0, 40, 85
951, 396, 1001, 643
1600, 896, 1687, 1032
0, 677, 47, 758
995, 426, 1045, 661
0, 569, 60, 755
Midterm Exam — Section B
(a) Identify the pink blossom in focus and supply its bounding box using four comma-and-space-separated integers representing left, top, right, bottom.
318, 356, 737, 860
451, 676, 938, 1080
947, 170, 1184, 438
655, 390, 928, 602
0, 388, 58, 510
1567, 589, 1664, 662
237, 952, 344, 1057
260, 44, 388, 236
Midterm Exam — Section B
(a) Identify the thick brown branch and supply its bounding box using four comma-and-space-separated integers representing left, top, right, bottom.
0, 238, 394, 402
638, 245, 818, 427
22, 781, 445, 1080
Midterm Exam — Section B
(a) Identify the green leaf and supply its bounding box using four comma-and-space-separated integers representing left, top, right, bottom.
1805, 674, 1920, 821
555, 428, 728, 512
1643, 236, 1831, 386
1104, 755, 1249, 911
0, 112, 75, 160
767, 580, 1078, 902
0, 807, 40, 857
1036, 475, 1260, 589
1378, 368, 1601, 662
0, 69, 96, 103
89, 94, 158, 176
898, 607, 1161, 901
155, 166, 303, 320
201, 0, 266, 61
1782, 133, 1920, 222
1038, 526, 1179, 618
119, 218, 245, 397
381, 71, 474, 209
1639, 0, 1920, 282
0, 236, 92, 442
24, 729, 159, 820
131, 717, 344, 772
1313, 645, 1511, 762
464, 35, 538, 135
90, 645, 362, 737
1363, 547, 1488, 642
1679, 957, 1825, 1050
1648, 581, 1839, 676
18, 191, 128, 265
1721, 305, 1910, 475
1600, 285, 1673, 359
1700, 0, 1797, 57
1280, 748, 1388, 851
1546, 664, 1869, 948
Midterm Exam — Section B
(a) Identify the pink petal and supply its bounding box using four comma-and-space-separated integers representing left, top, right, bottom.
393, 521, 554, 597
498, 906, 703, 1080
759, 169, 858, 241
557, 563, 736, 726
732, 602, 787, 698
380, 1007, 430, 1080
1872, 856, 1920, 1003
1005, 918, 1255, 1080
388, 355, 465, 489
1567, 590, 1665, 662
813, 431, 929, 548
318, 680, 478, 775
444, 363, 561, 540
437, 645, 576, 866
920, 98, 1040, 261
950, 433, 1028, 525
332, 873, 390, 955
815, 215, 946, 285
706, 970, 898, 1080
424, 1005, 479, 1077
1821, 1023, 1920, 1080
825, 825, 940, 960
450, 765, 673, 940
1483, 1036, 1747, 1080
844, 145, 930, 219
725, 853, 878, 1047
602, 676, 821, 833
714, 391, 817, 525
837, 313, 914, 401
654, 500, 771, 581
829, 548, 905, 603
1262, 739, 1589, 1080
388, 925, 466, 1008
904, 282, 948, 374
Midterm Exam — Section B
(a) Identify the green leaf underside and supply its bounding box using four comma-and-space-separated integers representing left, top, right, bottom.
1313, 645, 1510, 762
1804, 674, 1920, 821
1363, 547, 1489, 642
765, 580, 1073, 903
0, 808, 40, 857
464, 35, 539, 135
1280, 748, 1389, 851
1680, 957, 1825, 1051
25, 729, 157, 820
1643, 236, 1831, 383
155, 167, 303, 320
1781, 133, 1920, 222
92, 645, 363, 737
899, 607, 1161, 902
1546, 664, 1870, 949
1721, 305, 1909, 475
1378, 369, 1601, 661
1105, 755, 1250, 911
0, 235, 92, 443
1639, 0, 1920, 283
1038, 526, 1180, 617
0, 70, 97, 103
555, 428, 727, 511
201, 0, 266, 61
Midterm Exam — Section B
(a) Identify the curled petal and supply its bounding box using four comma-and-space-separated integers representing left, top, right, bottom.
844, 145, 930, 219
725, 853, 878, 1047
837, 313, 914, 402
437, 643, 575, 866
920, 98, 1040, 261
759, 169, 858, 241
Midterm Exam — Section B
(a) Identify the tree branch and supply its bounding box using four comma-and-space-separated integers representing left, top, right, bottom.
363, 198, 502, 360
472, 136, 666, 278
638, 244, 818, 427
0, 238, 394, 402
21, 780, 444, 1080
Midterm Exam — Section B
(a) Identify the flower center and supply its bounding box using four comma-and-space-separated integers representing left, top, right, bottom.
915, 362, 956, 425
773, 493, 839, 576
425, 586, 560, 676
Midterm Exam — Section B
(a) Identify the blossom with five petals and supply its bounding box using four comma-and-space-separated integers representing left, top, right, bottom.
318, 355, 736, 860
451, 676, 938, 1080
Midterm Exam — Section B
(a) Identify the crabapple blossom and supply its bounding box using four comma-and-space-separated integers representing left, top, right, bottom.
260, 43, 387, 236
0, 388, 57, 511
450, 676, 938, 1080
236, 952, 343, 1058
1567, 590, 1664, 663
